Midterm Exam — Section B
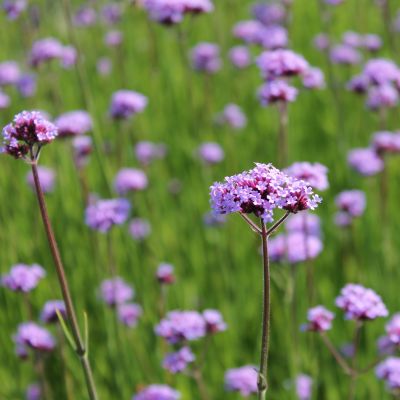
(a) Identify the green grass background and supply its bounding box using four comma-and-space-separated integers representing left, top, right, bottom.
1, 0, 400, 398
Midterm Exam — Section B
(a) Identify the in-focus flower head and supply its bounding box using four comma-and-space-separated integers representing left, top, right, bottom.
14, 322, 56, 355
163, 346, 195, 373
117, 303, 142, 327
336, 283, 388, 321
26, 166, 56, 193
203, 309, 227, 333
295, 374, 313, 400
256, 49, 309, 79
100, 277, 134, 306
2, 111, 58, 159
210, 163, 321, 223
110, 90, 148, 119
156, 263, 175, 284
2, 264, 45, 292
258, 79, 298, 105
129, 218, 151, 241
114, 168, 148, 195
55, 110, 92, 138
133, 384, 180, 400
285, 162, 329, 191
155, 310, 206, 343
224, 365, 258, 397
348, 147, 384, 176
198, 142, 224, 164
190, 42, 221, 74
40, 300, 66, 323
303, 305, 334, 332
85, 198, 130, 232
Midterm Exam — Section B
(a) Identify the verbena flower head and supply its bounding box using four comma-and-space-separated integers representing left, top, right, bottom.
285, 162, 329, 191
40, 300, 66, 323
105, 30, 123, 47
295, 374, 313, 400
0, 91, 10, 109
26, 166, 56, 193
256, 49, 308, 79
14, 322, 56, 356
302, 67, 325, 89
155, 310, 206, 343
203, 309, 227, 333
348, 148, 384, 176
335, 190, 366, 222
143, 0, 185, 25
386, 314, 400, 345
114, 168, 148, 195
2, 264, 45, 292
54, 111, 92, 138
335, 284, 388, 321
377, 335, 397, 357
60, 45, 77, 69
229, 46, 251, 69
73, 5, 97, 26
100, 277, 134, 306
135, 141, 166, 165
163, 346, 195, 373
85, 198, 130, 232
347, 75, 369, 94
362, 59, 399, 86
324, 0, 344, 4
372, 131, 400, 154
313, 33, 330, 51
367, 84, 399, 110
233, 20, 264, 44
258, 80, 298, 105
3, 0, 27, 20
363, 34, 382, 52
342, 31, 363, 48
133, 384, 181, 400
303, 306, 334, 332
26, 383, 41, 400
0, 61, 21, 86
330, 45, 361, 65
129, 218, 151, 241
102, 3, 122, 24
269, 232, 323, 264
260, 25, 288, 50
17, 74, 37, 98
210, 163, 321, 223
117, 303, 142, 327
198, 142, 224, 164
2, 111, 58, 159
252, 3, 285, 25
376, 357, 400, 391
109, 90, 148, 119
30, 38, 64, 68
285, 212, 321, 236
156, 263, 175, 284
217, 103, 247, 130
190, 42, 221, 74
224, 365, 258, 397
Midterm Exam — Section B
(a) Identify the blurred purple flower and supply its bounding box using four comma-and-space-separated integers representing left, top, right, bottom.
30, 38, 64, 68
190, 42, 221, 74
217, 103, 247, 130
252, 3, 285, 25
386, 314, 400, 345
285, 212, 321, 236
376, 357, 400, 391
229, 46, 251, 69
100, 277, 134, 306
135, 141, 166, 165
2, 264, 45, 292
3, 0, 27, 20
97, 57, 112, 76
367, 84, 399, 110
55, 110, 92, 138
313, 33, 330, 51
60, 46, 77, 69
163, 346, 195, 373
302, 67, 325, 89
110, 90, 148, 119
372, 131, 400, 154
363, 34, 382, 52
26, 166, 56, 193
203, 309, 227, 333
114, 168, 148, 194
117, 303, 142, 327
342, 31, 362, 48
258, 79, 298, 105
26, 383, 41, 400
348, 147, 384, 176
233, 20, 264, 44
0, 60, 21, 86
260, 25, 288, 50
14, 322, 56, 355
133, 384, 180, 400
198, 142, 224, 164
203, 211, 227, 226
303, 305, 334, 332
295, 374, 313, 400
17, 74, 37, 98
330, 45, 361, 65
73, 6, 97, 26
0, 91, 10, 109
40, 300, 66, 323
225, 365, 258, 397
156, 263, 175, 284
363, 59, 399, 86
129, 218, 151, 241
72, 135, 92, 167
285, 162, 329, 191
335, 190, 366, 223
102, 3, 122, 24
105, 30, 123, 47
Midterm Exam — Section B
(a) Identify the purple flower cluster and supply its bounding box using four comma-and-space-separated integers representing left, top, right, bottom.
114, 168, 148, 195
302, 67, 325, 89
190, 43, 221, 74
285, 162, 329, 191
258, 79, 298, 105
26, 383, 41, 400
210, 163, 321, 223
252, 2, 285, 26
133, 384, 180, 400
203, 309, 227, 333
156, 263, 175, 284
303, 306, 334, 332
229, 46, 251, 69
129, 218, 151, 241
54, 110, 93, 137
335, 284, 388, 321
72, 136, 92, 168
143, 0, 213, 25
73, 5, 96, 27
30, 38, 76, 69
217, 103, 247, 130
14, 322, 55, 356
100, 277, 134, 306
385, 314, 400, 345
135, 141, 166, 165
376, 357, 400, 391
198, 142, 224, 164
2, 264, 45, 293
109, 90, 148, 119
348, 148, 384, 176
3, 0, 27, 20
0, 61, 21, 86
40, 300, 67, 324
285, 212, 321, 236
117, 303, 143, 327
163, 346, 195, 373
295, 374, 313, 400
330, 45, 361, 65
26, 166, 56, 193
224, 365, 258, 397
334, 190, 366, 227
2, 111, 58, 159
372, 131, 400, 155
105, 30, 123, 47
85, 198, 130, 232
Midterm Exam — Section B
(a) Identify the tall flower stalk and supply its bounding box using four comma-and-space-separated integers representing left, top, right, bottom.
1, 111, 99, 400
210, 163, 321, 398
